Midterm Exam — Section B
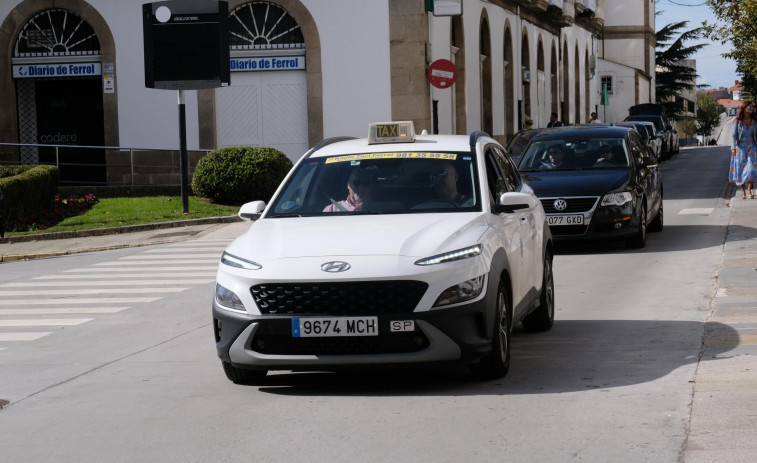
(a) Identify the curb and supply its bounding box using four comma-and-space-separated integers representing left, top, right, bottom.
0, 215, 240, 244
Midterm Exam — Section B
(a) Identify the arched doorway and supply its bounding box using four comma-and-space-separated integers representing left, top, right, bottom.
536, 36, 546, 128
480, 16, 492, 135
521, 31, 530, 129
562, 41, 569, 123
215, 1, 308, 161
451, 16, 466, 134
550, 43, 558, 119
585, 49, 591, 123
574, 45, 581, 123
503, 26, 514, 140
5, 5, 114, 185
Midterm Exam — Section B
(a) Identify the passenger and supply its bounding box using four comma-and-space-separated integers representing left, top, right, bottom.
429, 162, 471, 206
594, 145, 616, 165
539, 145, 567, 169
323, 168, 373, 212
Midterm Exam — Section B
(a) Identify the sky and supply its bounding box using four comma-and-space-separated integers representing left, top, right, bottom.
655, 0, 738, 90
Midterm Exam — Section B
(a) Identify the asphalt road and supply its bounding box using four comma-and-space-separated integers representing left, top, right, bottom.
0, 145, 743, 462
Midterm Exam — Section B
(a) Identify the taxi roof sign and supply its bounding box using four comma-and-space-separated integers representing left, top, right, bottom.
368, 121, 415, 144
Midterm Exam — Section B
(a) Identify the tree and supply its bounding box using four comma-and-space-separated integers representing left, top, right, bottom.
704, 0, 757, 94
655, 21, 707, 119
696, 91, 723, 143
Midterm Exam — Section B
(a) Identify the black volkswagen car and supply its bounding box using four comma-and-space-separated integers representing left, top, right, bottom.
516, 125, 663, 248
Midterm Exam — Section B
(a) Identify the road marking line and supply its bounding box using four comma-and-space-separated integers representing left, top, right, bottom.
2, 279, 213, 287
0, 297, 160, 305
0, 332, 52, 341
118, 253, 221, 262
0, 307, 129, 315
0, 288, 187, 296
92, 260, 215, 265
65, 266, 218, 272
0, 319, 93, 327
678, 208, 714, 215
34, 273, 215, 279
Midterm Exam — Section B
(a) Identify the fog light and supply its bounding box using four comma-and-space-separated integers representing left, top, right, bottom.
614, 222, 623, 229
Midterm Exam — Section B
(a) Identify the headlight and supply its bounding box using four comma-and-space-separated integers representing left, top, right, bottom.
415, 245, 482, 266
215, 284, 246, 312
221, 252, 262, 270
601, 192, 633, 207
433, 275, 485, 307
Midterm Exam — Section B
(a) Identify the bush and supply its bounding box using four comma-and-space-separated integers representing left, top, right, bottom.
0, 165, 60, 231
191, 146, 293, 204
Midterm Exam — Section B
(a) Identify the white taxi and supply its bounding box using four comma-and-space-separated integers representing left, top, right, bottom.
212, 122, 554, 383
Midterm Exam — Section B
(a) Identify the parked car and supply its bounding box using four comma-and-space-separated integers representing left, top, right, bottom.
504, 128, 545, 161
615, 121, 660, 161
624, 114, 672, 160
516, 125, 663, 248
213, 121, 555, 384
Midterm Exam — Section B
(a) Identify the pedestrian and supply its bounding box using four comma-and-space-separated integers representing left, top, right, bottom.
730, 100, 757, 199
524, 104, 533, 129
589, 112, 602, 124
547, 112, 563, 128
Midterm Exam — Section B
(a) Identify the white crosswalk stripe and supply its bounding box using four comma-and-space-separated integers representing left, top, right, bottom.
0, 240, 229, 349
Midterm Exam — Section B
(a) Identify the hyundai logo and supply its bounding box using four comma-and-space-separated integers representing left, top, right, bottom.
553, 199, 568, 211
321, 261, 351, 273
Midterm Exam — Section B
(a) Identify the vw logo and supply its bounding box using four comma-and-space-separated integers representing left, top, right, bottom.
321, 261, 351, 273
553, 199, 568, 211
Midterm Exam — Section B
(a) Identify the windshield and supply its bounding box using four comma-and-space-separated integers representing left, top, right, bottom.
267, 152, 480, 217
517, 138, 631, 171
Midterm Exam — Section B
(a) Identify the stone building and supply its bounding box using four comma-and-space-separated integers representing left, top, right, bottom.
0, 0, 655, 185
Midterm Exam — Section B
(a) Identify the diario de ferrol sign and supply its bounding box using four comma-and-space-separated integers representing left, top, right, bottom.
230, 56, 305, 72
13, 62, 102, 78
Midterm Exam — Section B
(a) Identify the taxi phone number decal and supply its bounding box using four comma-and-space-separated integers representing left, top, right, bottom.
326, 152, 458, 163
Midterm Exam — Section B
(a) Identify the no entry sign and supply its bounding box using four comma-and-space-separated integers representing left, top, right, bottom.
427, 59, 457, 89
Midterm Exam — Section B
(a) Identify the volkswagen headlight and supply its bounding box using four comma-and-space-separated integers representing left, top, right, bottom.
601, 192, 633, 207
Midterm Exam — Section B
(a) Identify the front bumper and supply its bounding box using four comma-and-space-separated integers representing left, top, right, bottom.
212, 296, 494, 371
548, 203, 640, 241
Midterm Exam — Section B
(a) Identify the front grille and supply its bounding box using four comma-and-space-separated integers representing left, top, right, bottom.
251, 281, 429, 315
541, 196, 599, 214
550, 225, 588, 236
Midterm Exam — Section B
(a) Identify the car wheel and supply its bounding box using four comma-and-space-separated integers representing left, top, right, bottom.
648, 203, 664, 232
626, 203, 647, 249
222, 361, 268, 385
523, 250, 555, 332
469, 279, 511, 380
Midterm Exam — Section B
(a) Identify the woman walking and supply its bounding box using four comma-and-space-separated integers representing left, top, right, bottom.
730, 100, 757, 199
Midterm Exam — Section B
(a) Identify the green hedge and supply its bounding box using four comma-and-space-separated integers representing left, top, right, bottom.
0, 165, 60, 230
191, 146, 293, 204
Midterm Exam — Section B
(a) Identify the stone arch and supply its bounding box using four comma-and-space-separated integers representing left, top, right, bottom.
562, 40, 569, 123
536, 34, 546, 127
550, 41, 559, 118
585, 47, 591, 123
574, 44, 581, 123
0, 0, 117, 162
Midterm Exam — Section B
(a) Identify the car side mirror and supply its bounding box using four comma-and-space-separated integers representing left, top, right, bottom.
494, 191, 538, 213
238, 200, 266, 221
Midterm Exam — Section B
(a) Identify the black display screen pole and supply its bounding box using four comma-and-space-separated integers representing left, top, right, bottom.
178, 89, 189, 213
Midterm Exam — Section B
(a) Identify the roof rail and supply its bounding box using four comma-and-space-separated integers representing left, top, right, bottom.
311, 136, 358, 153
469, 131, 490, 150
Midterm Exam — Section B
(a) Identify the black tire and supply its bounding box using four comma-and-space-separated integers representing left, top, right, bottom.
626, 203, 647, 249
222, 361, 268, 385
523, 250, 555, 332
648, 202, 664, 232
469, 279, 510, 379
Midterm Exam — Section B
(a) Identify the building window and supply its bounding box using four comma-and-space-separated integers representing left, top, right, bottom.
14, 9, 101, 58
229, 2, 304, 50
601, 75, 613, 95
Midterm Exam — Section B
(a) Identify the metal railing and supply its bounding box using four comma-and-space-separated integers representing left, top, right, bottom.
0, 142, 212, 186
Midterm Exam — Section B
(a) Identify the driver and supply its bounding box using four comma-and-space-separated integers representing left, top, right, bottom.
430, 162, 471, 206
539, 145, 567, 169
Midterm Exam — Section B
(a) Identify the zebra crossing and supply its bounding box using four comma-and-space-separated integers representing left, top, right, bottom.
0, 239, 230, 351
